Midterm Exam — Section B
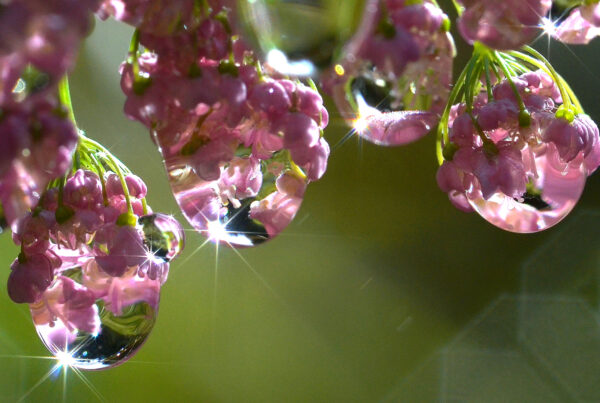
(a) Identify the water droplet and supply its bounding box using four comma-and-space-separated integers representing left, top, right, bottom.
235, 0, 367, 76
138, 213, 185, 262
468, 149, 586, 233
165, 150, 307, 247
31, 261, 160, 370
324, 3, 454, 145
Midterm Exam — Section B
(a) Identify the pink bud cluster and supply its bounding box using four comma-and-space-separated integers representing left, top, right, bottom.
105, 1, 330, 241
0, 99, 78, 228
0, 0, 101, 98
457, 0, 552, 50
324, 0, 454, 146
0, 0, 102, 228
8, 168, 183, 335
437, 70, 600, 217
554, 2, 600, 44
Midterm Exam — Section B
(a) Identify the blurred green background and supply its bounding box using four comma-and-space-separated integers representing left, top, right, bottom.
1, 3, 600, 402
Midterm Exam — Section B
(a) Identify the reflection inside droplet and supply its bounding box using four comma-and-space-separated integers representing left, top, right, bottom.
468, 148, 586, 233
31, 262, 159, 370
167, 159, 300, 247
138, 213, 185, 262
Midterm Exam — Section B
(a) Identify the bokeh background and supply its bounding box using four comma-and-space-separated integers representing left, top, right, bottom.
1, 2, 600, 401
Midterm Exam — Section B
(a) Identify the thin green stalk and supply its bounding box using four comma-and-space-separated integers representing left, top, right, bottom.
79, 134, 134, 215
494, 51, 530, 126
557, 72, 583, 114
58, 77, 77, 126
483, 58, 494, 101
451, 0, 463, 16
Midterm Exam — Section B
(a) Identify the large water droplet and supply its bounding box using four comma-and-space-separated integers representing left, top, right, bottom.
324, 1, 454, 145
235, 0, 367, 76
468, 148, 586, 233
165, 151, 307, 248
31, 261, 160, 370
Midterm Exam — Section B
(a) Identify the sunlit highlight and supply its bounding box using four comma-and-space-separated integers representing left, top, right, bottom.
351, 93, 380, 134
207, 220, 228, 242
539, 17, 558, 38
55, 351, 76, 369
266, 49, 315, 77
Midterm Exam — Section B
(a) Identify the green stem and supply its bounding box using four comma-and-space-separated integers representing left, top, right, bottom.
79, 134, 134, 215
557, 72, 583, 114
436, 70, 466, 165
128, 29, 140, 64
465, 57, 484, 112
141, 198, 149, 215
483, 58, 494, 101
450, 0, 463, 16
89, 153, 109, 206
58, 76, 77, 126
494, 51, 530, 126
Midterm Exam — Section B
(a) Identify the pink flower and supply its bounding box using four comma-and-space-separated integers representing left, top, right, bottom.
13, 213, 51, 255
94, 225, 147, 277
295, 84, 329, 129
105, 172, 147, 199
0, 99, 77, 228
249, 173, 306, 237
291, 137, 331, 181
249, 80, 291, 119
457, 0, 552, 50
358, 110, 439, 146
436, 160, 475, 212
469, 142, 527, 200
543, 114, 599, 163
280, 112, 320, 152
188, 126, 239, 181
30, 275, 100, 335
173, 181, 225, 230
555, 4, 600, 45
63, 169, 103, 210
219, 157, 263, 205
82, 261, 161, 316
0, 110, 29, 177
7, 254, 55, 304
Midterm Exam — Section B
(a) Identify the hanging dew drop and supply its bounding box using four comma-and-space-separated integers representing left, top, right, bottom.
467, 148, 586, 233
31, 261, 160, 370
323, 0, 454, 145
164, 150, 306, 247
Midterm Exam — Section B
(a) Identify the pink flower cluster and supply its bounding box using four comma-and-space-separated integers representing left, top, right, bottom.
0, 0, 100, 97
105, 0, 330, 243
437, 70, 599, 231
8, 168, 184, 336
0, 98, 78, 228
457, 0, 552, 50
0, 0, 101, 229
324, 0, 454, 146
554, 2, 600, 44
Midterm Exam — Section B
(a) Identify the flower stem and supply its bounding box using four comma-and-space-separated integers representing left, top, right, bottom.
58, 76, 77, 126
450, 0, 464, 16
78, 134, 134, 215
493, 51, 530, 127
